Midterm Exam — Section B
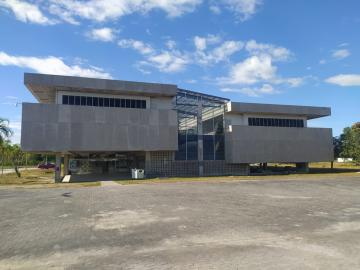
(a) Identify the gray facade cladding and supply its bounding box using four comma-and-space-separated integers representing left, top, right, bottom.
20, 73, 334, 179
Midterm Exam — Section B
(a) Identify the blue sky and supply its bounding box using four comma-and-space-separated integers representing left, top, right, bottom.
0, 0, 359, 144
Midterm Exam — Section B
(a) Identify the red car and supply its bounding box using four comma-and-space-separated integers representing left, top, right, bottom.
37, 163, 55, 169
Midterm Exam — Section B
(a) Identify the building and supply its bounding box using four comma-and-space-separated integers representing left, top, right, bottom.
21, 73, 334, 181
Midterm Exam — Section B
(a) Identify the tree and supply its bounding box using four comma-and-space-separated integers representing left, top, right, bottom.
0, 118, 12, 144
0, 118, 13, 176
340, 124, 360, 163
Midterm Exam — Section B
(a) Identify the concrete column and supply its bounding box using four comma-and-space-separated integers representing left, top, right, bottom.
55, 154, 62, 182
145, 151, 151, 176
197, 102, 203, 176
296, 162, 309, 173
63, 154, 69, 176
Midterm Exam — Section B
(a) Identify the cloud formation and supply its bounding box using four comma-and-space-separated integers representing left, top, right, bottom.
87, 27, 116, 42
325, 74, 360, 86
331, 49, 350, 60
0, 0, 263, 25
0, 0, 55, 25
0, 51, 112, 79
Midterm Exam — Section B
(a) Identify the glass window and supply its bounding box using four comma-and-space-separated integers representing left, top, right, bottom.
80, 96, 86, 106
141, 100, 146, 109
93, 97, 99, 106
98, 97, 104, 107
130, 99, 136, 108
62, 95, 69, 105
125, 99, 130, 108
215, 135, 225, 160
69, 95, 74, 105
104, 98, 109, 107
121, 99, 126, 107
109, 98, 114, 107
186, 134, 198, 160
214, 115, 224, 134
175, 134, 187, 160
75, 96, 80, 105
203, 135, 214, 160
115, 98, 120, 107
86, 96, 93, 106
136, 100, 141, 108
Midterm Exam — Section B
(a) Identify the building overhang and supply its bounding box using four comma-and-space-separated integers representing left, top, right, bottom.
226, 102, 331, 120
24, 73, 178, 103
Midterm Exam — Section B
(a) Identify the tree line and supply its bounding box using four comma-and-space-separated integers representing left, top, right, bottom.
334, 122, 360, 163
0, 118, 51, 177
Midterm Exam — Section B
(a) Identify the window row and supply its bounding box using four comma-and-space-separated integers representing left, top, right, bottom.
62, 95, 147, 109
248, 117, 304, 128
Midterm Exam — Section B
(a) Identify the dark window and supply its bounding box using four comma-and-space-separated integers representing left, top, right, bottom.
99, 97, 104, 107
136, 100, 141, 108
248, 117, 304, 128
186, 134, 198, 160
121, 99, 126, 107
109, 98, 114, 107
104, 98, 109, 107
69, 95, 74, 105
81, 96, 86, 106
141, 100, 146, 109
203, 135, 214, 160
115, 99, 120, 107
93, 97, 99, 106
215, 135, 225, 160
75, 96, 80, 105
175, 134, 187, 160
130, 99, 136, 108
62, 95, 69, 105
125, 99, 130, 108
86, 97, 92, 106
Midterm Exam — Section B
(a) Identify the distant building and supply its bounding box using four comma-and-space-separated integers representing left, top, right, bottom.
21, 73, 334, 181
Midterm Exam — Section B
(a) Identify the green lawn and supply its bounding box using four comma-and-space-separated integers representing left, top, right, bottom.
0, 169, 100, 187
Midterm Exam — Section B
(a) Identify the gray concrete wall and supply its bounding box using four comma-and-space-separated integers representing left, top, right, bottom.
21, 103, 178, 152
225, 125, 333, 163
227, 102, 331, 119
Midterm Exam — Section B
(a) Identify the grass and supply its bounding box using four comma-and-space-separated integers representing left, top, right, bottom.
0, 169, 100, 188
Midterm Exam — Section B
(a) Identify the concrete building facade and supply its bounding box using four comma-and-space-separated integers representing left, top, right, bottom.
21, 73, 334, 181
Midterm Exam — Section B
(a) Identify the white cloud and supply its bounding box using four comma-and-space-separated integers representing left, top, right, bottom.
332, 49, 350, 60
221, 0, 263, 21
194, 35, 243, 65
218, 55, 276, 85
48, 0, 202, 23
325, 74, 360, 86
245, 40, 292, 61
118, 39, 154, 55
165, 40, 177, 50
141, 50, 190, 73
9, 119, 21, 144
209, 5, 221, 14
221, 84, 279, 97
193, 34, 222, 51
319, 59, 326, 65
0, 51, 112, 79
0, 0, 55, 25
87, 27, 116, 42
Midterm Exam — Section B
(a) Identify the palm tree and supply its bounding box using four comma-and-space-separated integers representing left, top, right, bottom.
0, 118, 13, 144
0, 118, 13, 176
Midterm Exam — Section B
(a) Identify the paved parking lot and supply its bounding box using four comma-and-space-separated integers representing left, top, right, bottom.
1, 175, 360, 269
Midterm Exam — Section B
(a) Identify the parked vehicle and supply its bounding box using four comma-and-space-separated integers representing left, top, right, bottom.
37, 163, 55, 169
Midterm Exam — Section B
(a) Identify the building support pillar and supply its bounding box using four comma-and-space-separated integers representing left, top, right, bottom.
197, 102, 203, 176
145, 151, 151, 177
296, 162, 309, 173
55, 154, 62, 182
